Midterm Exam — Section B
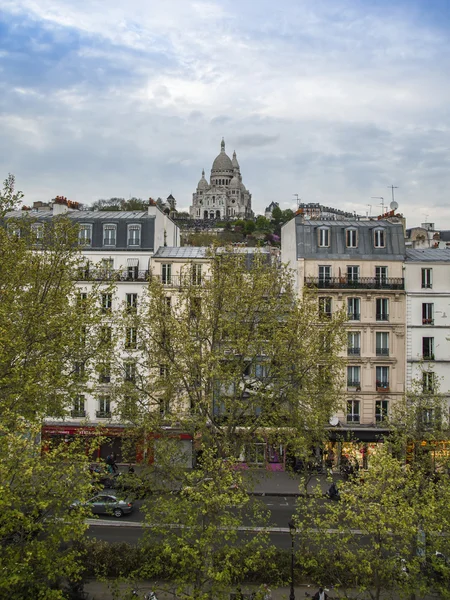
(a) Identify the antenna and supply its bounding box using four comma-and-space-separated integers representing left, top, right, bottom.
372, 196, 385, 214
388, 184, 398, 204
293, 194, 300, 208
367, 204, 372, 217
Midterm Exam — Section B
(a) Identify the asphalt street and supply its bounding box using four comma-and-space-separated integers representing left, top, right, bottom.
85, 496, 324, 548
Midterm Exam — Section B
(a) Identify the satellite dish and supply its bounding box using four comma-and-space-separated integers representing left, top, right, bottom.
390, 200, 398, 211
329, 416, 339, 426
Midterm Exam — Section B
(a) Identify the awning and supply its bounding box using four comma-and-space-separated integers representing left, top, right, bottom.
127, 258, 139, 267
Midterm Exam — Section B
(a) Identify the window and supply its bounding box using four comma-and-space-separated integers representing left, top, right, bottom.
127, 225, 141, 247
376, 366, 389, 390
347, 265, 359, 283
159, 364, 168, 378
190, 296, 201, 319
7, 224, 20, 238
374, 228, 385, 248
318, 228, 330, 247
375, 266, 388, 285
101, 293, 112, 314
422, 303, 434, 325
72, 396, 86, 418
347, 400, 360, 423
78, 224, 92, 246
346, 228, 357, 248
347, 297, 360, 321
255, 362, 269, 380
100, 326, 112, 346
376, 332, 389, 356
318, 265, 331, 286
347, 332, 361, 356
126, 293, 137, 313
422, 337, 434, 360
76, 292, 88, 310
100, 258, 114, 276
421, 268, 432, 289
98, 363, 111, 384
97, 396, 111, 418
319, 297, 332, 318
347, 366, 361, 388
422, 371, 435, 394
161, 263, 172, 285
192, 264, 202, 285
125, 327, 137, 349
375, 400, 388, 423
124, 362, 136, 383
103, 224, 117, 246
31, 223, 44, 243
74, 361, 85, 379
376, 298, 389, 321
127, 259, 139, 280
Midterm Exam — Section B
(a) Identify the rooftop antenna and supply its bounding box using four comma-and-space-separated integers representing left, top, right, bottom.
366, 204, 372, 217
388, 184, 398, 205
293, 193, 300, 208
423, 212, 429, 223
372, 196, 385, 214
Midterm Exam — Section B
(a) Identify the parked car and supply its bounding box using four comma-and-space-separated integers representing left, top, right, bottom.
70, 494, 133, 518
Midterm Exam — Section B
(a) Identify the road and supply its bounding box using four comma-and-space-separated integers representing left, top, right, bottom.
85, 496, 323, 548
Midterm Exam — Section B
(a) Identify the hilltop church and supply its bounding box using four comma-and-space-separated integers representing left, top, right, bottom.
189, 139, 253, 220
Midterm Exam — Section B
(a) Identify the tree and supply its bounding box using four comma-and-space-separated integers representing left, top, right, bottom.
90, 197, 148, 211
0, 175, 107, 597
255, 215, 272, 232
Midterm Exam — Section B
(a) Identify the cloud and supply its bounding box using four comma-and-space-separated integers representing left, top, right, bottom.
1, 1, 450, 226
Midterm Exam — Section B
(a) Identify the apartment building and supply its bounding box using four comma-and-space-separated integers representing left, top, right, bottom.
282, 215, 407, 467
7, 198, 180, 459
405, 249, 450, 416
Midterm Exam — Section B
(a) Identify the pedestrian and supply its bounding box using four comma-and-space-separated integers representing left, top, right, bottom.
327, 482, 340, 501
313, 587, 328, 600
111, 451, 118, 473
262, 584, 272, 599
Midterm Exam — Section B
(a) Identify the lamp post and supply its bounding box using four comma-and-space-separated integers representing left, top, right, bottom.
288, 520, 296, 600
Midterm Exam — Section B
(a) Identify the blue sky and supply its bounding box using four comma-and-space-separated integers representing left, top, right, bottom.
1, 0, 450, 226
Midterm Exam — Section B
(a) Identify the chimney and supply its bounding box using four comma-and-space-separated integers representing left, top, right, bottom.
148, 197, 157, 216
52, 196, 69, 215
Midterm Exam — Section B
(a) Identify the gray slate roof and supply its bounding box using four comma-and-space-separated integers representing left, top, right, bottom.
406, 248, 450, 262
295, 217, 406, 260
153, 247, 208, 259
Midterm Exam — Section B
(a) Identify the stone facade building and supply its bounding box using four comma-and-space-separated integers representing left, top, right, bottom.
189, 139, 253, 220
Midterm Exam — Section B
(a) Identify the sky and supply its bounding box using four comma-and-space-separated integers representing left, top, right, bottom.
1, 0, 450, 227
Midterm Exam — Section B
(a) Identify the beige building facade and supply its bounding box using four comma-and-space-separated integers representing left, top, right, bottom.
282, 216, 407, 456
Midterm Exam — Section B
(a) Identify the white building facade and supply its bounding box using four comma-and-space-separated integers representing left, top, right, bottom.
405, 249, 450, 413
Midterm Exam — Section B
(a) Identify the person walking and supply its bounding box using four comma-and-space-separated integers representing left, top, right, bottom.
313, 587, 328, 600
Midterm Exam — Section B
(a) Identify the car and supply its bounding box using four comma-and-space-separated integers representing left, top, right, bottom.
70, 494, 133, 518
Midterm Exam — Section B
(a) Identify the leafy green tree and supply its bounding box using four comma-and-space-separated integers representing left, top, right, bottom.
243, 220, 256, 236
255, 215, 272, 232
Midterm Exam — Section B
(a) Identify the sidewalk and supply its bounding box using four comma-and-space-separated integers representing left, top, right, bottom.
84, 580, 355, 599
243, 470, 341, 497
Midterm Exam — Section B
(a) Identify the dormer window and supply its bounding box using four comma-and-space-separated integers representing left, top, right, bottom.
374, 228, 385, 248
346, 228, 357, 248
318, 227, 330, 248
103, 224, 117, 247
127, 224, 141, 247
79, 224, 92, 246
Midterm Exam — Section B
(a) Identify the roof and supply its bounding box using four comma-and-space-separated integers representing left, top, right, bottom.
6, 210, 154, 221
294, 217, 406, 260
439, 230, 450, 241
153, 247, 208, 259
406, 248, 450, 262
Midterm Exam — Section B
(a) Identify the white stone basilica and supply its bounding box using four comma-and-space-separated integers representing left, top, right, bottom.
189, 139, 253, 220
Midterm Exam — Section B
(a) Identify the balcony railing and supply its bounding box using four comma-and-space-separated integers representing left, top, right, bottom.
305, 276, 404, 290
347, 380, 361, 389
347, 313, 360, 321
422, 318, 434, 325
346, 415, 360, 423
96, 411, 111, 419
77, 269, 150, 282
347, 347, 361, 356
376, 313, 389, 321
71, 410, 86, 418
423, 354, 435, 361
376, 348, 390, 356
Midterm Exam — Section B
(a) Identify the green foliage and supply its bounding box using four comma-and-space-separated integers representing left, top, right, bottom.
91, 197, 148, 211
255, 216, 272, 232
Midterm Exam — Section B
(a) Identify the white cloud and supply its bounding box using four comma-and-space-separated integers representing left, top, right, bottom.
1, 0, 450, 226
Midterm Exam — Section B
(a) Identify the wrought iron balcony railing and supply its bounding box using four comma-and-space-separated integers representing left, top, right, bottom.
347, 347, 361, 356
376, 348, 390, 356
71, 410, 86, 418
305, 276, 404, 290
96, 411, 111, 419
76, 269, 150, 282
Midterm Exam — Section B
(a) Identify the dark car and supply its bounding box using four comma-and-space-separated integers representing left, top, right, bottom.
70, 494, 133, 518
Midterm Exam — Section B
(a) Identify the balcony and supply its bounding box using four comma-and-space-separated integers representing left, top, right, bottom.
376, 381, 390, 392
305, 277, 404, 290
347, 313, 360, 321
71, 410, 86, 418
347, 380, 361, 390
76, 269, 150, 282
376, 348, 390, 357
347, 347, 361, 356
96, 411, 111, 419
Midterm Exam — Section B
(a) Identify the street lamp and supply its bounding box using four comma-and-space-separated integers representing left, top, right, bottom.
288, 520, 296, 600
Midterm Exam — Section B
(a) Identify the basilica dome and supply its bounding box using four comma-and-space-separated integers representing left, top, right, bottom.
211, 139, 233, 173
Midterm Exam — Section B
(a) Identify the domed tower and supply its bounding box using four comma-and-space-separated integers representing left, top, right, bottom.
189, 139, 253, 220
